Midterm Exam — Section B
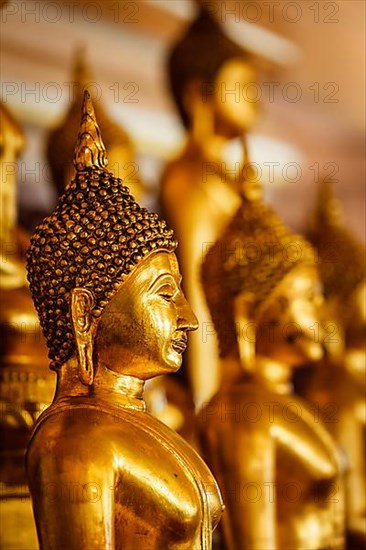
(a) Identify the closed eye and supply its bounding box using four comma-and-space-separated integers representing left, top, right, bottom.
160, 292, 174, 302
158, 283, 176, 302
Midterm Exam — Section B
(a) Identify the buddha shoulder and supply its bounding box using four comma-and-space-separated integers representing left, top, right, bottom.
27, 401, 211, 495
199, 382, 340, 477
27, 399, 186, 458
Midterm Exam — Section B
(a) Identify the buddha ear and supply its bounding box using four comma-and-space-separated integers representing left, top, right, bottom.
70, 288, 97, 386
234, 292, 256, 372
183, 78, 214, 140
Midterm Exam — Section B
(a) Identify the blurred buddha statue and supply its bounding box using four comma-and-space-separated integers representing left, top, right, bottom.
198, 180, 345, 549
0, 102, 55, 482
297, 182, 366, 545
0, 102, 55, 549
161, 4, 260, 406
47, 47, 142, 200
0, 101, 27, 287
26, 91, 223, 549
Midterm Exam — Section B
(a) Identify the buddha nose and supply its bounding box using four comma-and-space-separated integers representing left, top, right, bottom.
177, 293, 199, 332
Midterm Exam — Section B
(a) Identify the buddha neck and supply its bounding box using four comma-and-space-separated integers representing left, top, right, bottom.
220, 353, 293, 394
94, 365, 146, 410
344, 347, 366, 385
187, 132, 242, 164
185, 132, 250, 196
55, 357, 146, 411
254, 355, 293, 395
220, 353, 245, 388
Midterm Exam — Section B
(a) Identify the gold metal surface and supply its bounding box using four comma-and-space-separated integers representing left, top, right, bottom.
199, 187, 345, 549
161, 5, 259, 406
47, 55, 191, 439
299, 182, 366, 540
0, 102, 55, 486
0, 101, 26, 288
26, 91, 223, 549
46, 48, 142, 199
0, 102, 55, 550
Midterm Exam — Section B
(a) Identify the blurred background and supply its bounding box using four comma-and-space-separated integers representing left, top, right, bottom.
1, 0, 365, 239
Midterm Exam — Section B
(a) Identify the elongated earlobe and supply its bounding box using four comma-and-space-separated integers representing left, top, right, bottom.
70, 288, 96, 385
183, 79, 214, 142
234, 293, 256, 372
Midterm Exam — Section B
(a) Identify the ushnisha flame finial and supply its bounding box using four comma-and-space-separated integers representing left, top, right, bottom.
73, 90, 108, 172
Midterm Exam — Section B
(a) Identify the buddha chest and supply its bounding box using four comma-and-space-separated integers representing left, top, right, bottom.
28, 398, 222, 550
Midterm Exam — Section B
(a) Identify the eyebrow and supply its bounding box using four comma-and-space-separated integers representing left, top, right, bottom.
147, 272, 179, 292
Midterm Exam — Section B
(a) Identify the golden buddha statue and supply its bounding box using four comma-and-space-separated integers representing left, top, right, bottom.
26, 91, 223, 549
47, 48, 142, 199
46, 49, 195, 444
296, 182, 366, 545
199, 181, 345, 549
0, 102, 55, 549
161, 4, 259, 406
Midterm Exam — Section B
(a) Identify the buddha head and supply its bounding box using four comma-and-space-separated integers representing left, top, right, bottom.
27, 92, 197, 387
202, 185, 323, 371
307, 182, 365, 369
168, 4, 259, 139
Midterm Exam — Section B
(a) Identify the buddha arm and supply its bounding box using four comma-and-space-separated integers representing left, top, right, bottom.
27, 428, 115, 550
200, 416, 277, 550
272, 406, 340, 482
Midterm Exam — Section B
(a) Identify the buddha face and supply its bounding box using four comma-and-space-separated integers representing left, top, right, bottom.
345, 280, 366, 347
95, 252, 198, 379
213, 58, 259, 138
255, 266, 324, 367
343, 280, 366, 385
